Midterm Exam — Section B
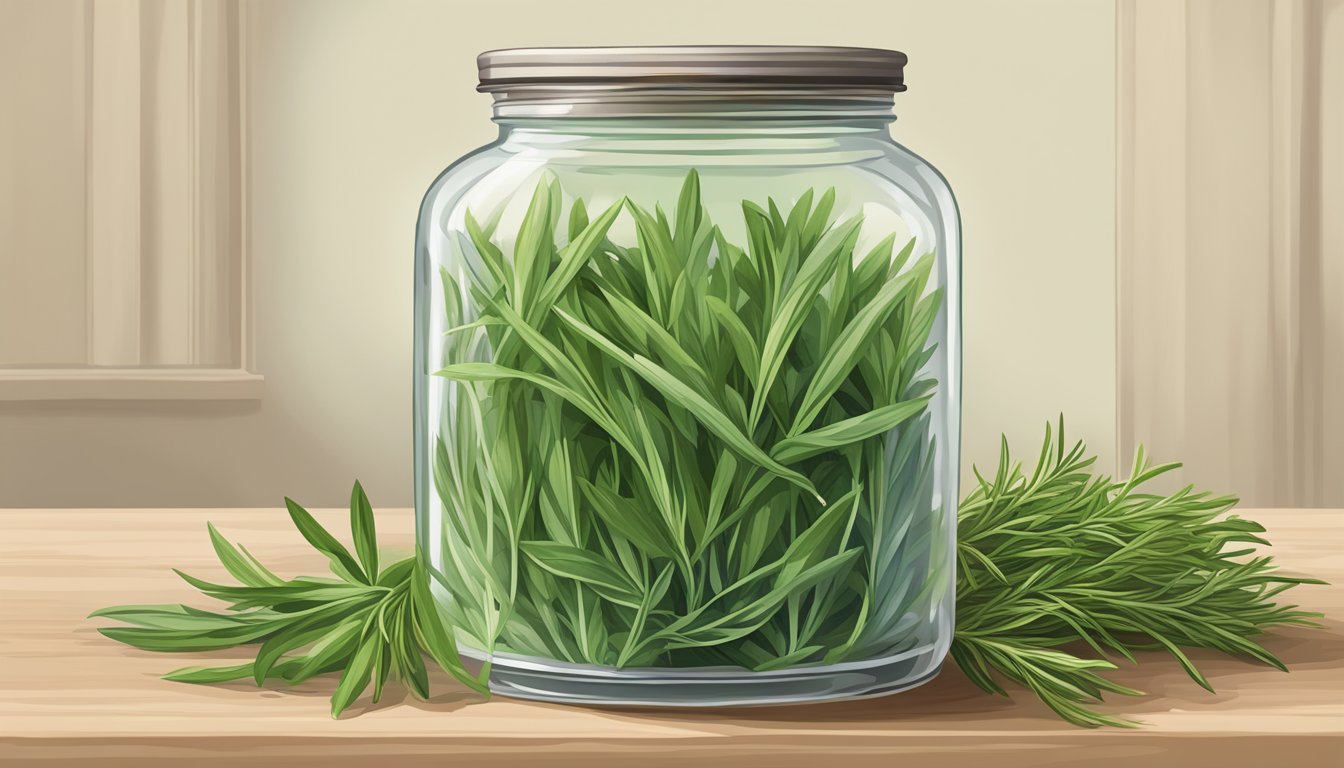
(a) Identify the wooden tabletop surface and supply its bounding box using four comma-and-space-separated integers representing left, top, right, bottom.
1, 507, 1340, 767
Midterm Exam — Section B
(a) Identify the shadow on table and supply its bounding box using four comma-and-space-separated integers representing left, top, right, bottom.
577, 619, 1344, 728
86, 617, 1343, 725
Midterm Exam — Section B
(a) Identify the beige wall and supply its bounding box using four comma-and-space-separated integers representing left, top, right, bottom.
0, 0, 1118, 508
0, 1, 88, 365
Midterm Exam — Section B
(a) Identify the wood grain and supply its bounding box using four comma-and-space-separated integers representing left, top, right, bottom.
1, 508, 1340, 767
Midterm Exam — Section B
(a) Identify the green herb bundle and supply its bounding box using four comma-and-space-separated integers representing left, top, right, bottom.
90, 484, 489, 718
954, 421, 1322, 726
431, 171, 946, 670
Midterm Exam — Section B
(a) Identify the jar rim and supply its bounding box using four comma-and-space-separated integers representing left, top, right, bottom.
477, 45, 908, 92
477, 46, 907, 120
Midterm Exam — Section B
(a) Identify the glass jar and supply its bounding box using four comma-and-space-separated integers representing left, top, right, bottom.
414, 46, 960, 706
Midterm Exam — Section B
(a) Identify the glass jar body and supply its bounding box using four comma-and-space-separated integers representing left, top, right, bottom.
414, 118, 960, 706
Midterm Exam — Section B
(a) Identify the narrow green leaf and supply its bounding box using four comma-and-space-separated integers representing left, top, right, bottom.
411, 560, 489, 695
520, 541, 644, 608
89, 604, 270, 631
435, 362, 633, 460
463, 210, 510, 292
206, 523, 283, 587
330, 624, 379, 718
750, 215, 863, 427
284, 497, 368, 585
171, 570, 370, 609
705, 296, 760, 385
253, 597, 373, 684
579, 478, 679, 562
532, 198, 625, 321
567, 197, 590, 242
552, 306, 823, 503
773, 397, 930, 464
281, 616, 364, 684
674, 169, 702, 247
789, 251, 931, 435
350, 481, 379, 583
164, 663, 275, 685
510, 175, 559, 307
96, 622, 276, 652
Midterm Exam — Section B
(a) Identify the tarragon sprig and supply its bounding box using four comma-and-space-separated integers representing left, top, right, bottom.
89, 482, 489, 718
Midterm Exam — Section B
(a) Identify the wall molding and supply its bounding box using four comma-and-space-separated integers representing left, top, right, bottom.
0, 368, 263, 401
5, 0, 258, 400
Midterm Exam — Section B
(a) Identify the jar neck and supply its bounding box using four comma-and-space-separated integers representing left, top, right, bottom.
486, 84, 897, 119
495, 116, 896, 154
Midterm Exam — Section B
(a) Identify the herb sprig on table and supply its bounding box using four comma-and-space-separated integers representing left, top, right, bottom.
91, 483, 489, 717
953, 421, 1322, 726
92, 425, 1321, 724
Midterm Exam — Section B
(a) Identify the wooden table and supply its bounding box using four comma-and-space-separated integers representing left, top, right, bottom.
2, 508, 1340, 767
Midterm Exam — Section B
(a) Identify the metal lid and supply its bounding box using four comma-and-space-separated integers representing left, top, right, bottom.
477, 46, 908, 91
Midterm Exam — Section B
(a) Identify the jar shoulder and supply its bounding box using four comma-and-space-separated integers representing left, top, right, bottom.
416, 134, 959, 254
415, 143, 513, 244
862, 139, 960, 231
